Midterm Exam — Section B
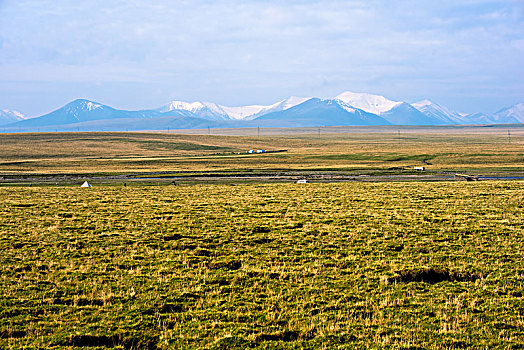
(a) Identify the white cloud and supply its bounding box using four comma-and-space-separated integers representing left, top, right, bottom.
0, 0, 522, 114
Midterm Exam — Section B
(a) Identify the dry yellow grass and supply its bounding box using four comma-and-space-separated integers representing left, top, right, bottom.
0, 127, 523, 175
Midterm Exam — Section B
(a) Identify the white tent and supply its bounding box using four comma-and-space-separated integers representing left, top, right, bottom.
80, 181, 92, 188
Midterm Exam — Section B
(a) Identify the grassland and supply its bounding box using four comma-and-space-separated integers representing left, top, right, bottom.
0, 126, 523, 178
1, 181, 523, 349
0, 127, 523, 348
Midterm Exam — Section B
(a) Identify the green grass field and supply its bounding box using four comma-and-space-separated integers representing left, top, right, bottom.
1, 182, 523, 349
1, 129, 523, 348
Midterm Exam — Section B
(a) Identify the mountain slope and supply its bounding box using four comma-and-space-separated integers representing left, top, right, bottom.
381, 102, 448, 125
156, 96, 312, 121
0, 109, 25, 126
412, 99, 465, 124
12, 99, 160, 127
157, 101, 230, 121
463, 112, 520, 125
253, 98, 390, 127
336, 91, 402, 114
494, 103, 524, 123
222, 96, 311, 120
335, 91, 444, 125
5, 94, 523, 131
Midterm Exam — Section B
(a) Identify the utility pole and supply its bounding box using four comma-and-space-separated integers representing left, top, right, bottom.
208, 126, 210, 135
257, 126, 260, 137
398, 129, 401, 144
167, 127, 169, 133
508, 129, 511, 144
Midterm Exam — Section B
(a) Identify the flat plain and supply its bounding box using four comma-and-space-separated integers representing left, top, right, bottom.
0, 127, 523, 349
0, 126, 523, 177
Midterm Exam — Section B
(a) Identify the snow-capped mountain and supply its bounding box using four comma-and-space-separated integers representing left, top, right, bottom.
336, 91, 402, 115
157, 101, 230, 121
335, 91, 444, 125
4, 93, 523, 132
221, 96, 311, 120
494, 103, 524, 123
462, 113, 497, 124
412, 99, 466, 124
157, 96, 311, 121
12, 99, 160, 127
0, 109, 25, 126
456, 103, 523, 125
253, 98, 389, 127
464, 112, 520, 125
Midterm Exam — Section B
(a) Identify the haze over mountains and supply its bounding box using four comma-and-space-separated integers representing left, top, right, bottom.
2, 92, 523, 131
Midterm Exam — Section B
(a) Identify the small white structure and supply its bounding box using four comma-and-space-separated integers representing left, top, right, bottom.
296, 179, 309, 184
80, 181, 92, 188
256, 149, 265, 153
414, 166, 425, 171
248, 150, 255, 154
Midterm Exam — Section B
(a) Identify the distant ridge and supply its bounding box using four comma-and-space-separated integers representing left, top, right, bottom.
0, 109, 25, 126
411, 99, 465, 124
13, 99, 161, 127
3, 92, 523, 132
253, 98, 390, 127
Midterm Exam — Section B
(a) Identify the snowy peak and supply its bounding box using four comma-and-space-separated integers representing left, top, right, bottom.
412, 99, 465, 124
333, 91, 442, 125
0, 109, 26, 126
495, 102, 524, 123
5, 94, 523, 131
60, 99, 111, 121
220, 104, 268, 120
1, 109, 25, 119
11, 98, 154, 128
68, 99, 105, 110
157, 101, 230, 120
158, 101, 223, 115
276, 96, 312, 110
411, 99, 433, 108
334, 99, 359, 114
157, 96, 312, 121
253, 97, 390, 127
227, 96, 312, 120
335, 91, 402, 114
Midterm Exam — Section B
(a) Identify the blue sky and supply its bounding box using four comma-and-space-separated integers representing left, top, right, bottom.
0, 0, 523, 116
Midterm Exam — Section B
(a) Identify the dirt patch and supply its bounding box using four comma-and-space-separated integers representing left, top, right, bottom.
388, 268, 481, 284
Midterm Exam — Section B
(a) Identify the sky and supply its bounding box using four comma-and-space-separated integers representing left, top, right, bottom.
0, 0, 523, 117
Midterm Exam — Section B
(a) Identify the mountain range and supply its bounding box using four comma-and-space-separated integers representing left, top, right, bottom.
2, 92, 523, 131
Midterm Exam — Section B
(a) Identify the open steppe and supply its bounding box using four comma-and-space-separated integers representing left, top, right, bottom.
0, 125, 523, 183
0, 126, 523, 348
